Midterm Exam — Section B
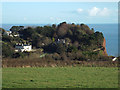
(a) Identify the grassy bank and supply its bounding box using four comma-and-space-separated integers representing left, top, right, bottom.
2, 67, 118, 88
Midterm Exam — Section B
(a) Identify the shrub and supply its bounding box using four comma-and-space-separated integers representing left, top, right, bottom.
12, 52, 29, 58
67, 45, 78, 52
2, 42, 14, 58
60, 53, 67, 60
52, 53, 61, 60
56, 43, 66, 54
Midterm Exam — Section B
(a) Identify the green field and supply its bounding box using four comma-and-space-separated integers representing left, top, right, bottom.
2, 67, 118, 88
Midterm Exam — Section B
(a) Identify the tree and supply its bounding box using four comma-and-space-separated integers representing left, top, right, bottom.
56, 43, 66, 54
67, 45, 78, 52
95, 31, 104, 46
42, 37, 52, 45
32, 35, 43, 48
67, 30, 73, 37
52, 24, 56, 29
73, 41, 79, 47
91, 28, 95, 32
19, 27, 35, 40
80, 24, 94, 34
65, 38, 71, 44
35, 26, 42, 34
0, 28, 6, 35
41, 26, 55, 38
10, 26, 24, 33
2, 35, 12, 42
2, 42, 14, 58
57, 22, 68, 38
43, 43, 57, 53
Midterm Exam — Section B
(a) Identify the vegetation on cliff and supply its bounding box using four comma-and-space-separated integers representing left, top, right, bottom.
1, 22, 111, 61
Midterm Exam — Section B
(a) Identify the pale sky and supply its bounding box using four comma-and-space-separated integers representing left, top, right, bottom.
2, 2, 118, 24
1, 0, 119, 2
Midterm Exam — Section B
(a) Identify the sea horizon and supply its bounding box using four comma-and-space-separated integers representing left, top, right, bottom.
0, 23, 118, 30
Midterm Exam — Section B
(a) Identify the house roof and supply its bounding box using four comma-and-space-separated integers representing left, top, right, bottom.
16, 44, 31, 46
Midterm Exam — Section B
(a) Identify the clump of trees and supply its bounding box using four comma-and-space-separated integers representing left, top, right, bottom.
2, 22, 108, 61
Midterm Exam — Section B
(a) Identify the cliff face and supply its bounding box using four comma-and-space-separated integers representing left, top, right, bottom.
102, 38, 108, 56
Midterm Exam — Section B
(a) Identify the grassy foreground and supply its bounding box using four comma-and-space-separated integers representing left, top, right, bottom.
2, 67, 118, 88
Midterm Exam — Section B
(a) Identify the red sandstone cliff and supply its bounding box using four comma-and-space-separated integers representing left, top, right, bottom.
102, 38, 108, 56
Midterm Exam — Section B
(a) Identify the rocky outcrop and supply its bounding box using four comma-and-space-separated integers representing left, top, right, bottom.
102, 38, 108, 56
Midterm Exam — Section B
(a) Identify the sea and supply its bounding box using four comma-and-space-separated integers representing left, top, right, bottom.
0, 24, 118, 57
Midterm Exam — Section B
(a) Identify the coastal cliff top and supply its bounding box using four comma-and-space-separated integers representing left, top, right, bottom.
2, 22, 108, 61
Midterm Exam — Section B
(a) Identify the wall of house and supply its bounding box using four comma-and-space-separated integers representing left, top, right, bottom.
15, 45, 32, 52
23, 46, 32, 51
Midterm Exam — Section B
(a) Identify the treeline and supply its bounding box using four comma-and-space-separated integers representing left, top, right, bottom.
1, 22, 111, 61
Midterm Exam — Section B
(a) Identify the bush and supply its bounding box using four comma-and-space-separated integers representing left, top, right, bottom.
2, 42, 14, 58
12, 52, 29, 58
52, 53, 61, 60
60, 53, 67, 60
56, 43, 66, 54
67, 45, 78, 52
99, 56, 112, 61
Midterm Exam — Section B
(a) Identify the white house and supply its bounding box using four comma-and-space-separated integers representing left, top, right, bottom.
3, 31, 12, 36
15, 43, 32, 52
56, 39, 65, 44
3, 31, 20, 37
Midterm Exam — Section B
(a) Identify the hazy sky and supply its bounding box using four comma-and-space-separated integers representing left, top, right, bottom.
2, 2, 118, 24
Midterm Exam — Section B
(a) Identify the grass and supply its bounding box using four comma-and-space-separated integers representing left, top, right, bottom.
2, 67, 118, 88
